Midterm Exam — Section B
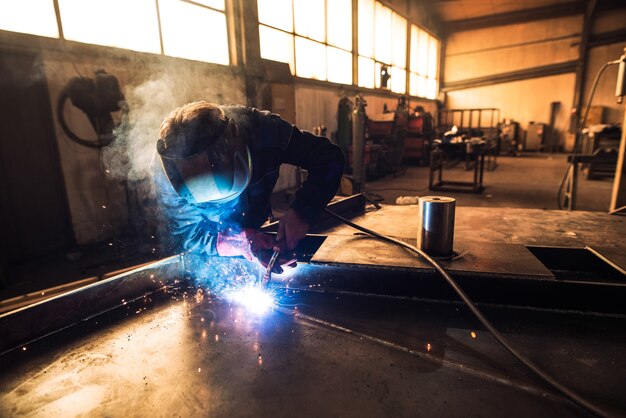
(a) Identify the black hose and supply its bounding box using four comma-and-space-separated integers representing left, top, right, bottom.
323, 207, 609, 417
556, 61, 613, 210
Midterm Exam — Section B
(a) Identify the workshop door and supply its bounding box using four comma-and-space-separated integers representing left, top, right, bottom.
0, 51, 73, 263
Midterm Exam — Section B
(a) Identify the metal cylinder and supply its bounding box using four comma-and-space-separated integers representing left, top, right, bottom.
417, 196, 456, 257
352, 95, 367, 192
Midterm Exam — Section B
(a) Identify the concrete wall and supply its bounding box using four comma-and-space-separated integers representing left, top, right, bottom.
0, 34, 248, 245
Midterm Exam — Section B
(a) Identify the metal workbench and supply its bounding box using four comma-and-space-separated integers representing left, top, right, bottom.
1, 205, 625, 417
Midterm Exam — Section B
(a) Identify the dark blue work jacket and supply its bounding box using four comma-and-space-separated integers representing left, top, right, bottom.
154, 105, 345, 256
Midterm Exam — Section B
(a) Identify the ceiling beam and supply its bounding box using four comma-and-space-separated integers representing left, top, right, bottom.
441, 61, 578, 92
444, 1, 585, 34
588, 29, 626, 48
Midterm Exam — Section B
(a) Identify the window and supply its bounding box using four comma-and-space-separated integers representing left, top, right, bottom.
409, 25, 439, 99
0, 0, 59, 38
158, 0, 229, 65
258, 0, 353, 85
357, 0, 407, 94
59, 0, 161, 53
1, 0, 230, 65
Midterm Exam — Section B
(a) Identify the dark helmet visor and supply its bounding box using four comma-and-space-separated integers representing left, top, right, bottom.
157, 119, 252, 203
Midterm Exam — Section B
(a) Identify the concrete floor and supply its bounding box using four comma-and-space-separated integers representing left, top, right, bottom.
366, 154, 615, 211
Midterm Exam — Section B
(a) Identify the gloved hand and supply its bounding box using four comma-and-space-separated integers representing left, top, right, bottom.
276, 208, 309, 252
216, 228, 275, 261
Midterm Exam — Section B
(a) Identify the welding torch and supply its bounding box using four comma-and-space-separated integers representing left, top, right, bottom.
261, 249, 280, 287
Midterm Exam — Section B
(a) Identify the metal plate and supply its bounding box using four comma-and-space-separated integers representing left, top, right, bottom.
311, 236, 555, 281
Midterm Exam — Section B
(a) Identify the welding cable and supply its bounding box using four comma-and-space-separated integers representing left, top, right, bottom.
322, 208, 609, 418
556, 60, 618, 210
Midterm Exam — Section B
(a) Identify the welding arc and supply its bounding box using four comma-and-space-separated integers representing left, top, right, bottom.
323, 208, 609, 418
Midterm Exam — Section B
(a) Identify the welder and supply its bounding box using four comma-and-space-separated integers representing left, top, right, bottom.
154, 101, 344, 274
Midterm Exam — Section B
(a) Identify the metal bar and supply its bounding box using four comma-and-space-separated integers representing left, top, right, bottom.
572, 0, 598, 133
52, 0, 64, 39
441, 61, 578, 92
155, 0, 165, 55
0, 256, 183, 354
445, 1, 585, 33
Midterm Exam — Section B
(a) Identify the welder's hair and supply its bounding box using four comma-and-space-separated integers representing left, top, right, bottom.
159, 101, 226, 146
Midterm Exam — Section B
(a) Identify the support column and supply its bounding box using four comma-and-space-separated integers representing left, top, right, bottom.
610, 108, 626, 212
571, 0, 597, 132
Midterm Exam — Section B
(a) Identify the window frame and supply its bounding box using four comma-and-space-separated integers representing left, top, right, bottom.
257, 0, 354, 85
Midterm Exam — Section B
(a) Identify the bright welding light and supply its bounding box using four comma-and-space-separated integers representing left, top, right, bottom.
226, 285, 275, 315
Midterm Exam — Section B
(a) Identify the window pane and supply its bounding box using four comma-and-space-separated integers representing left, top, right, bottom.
391, 12, 406, 69
426, 78, 437, 100
416, 75, 427, 97
259, 25, 294, 74
294, 0, 325, 42
358, 56, 375, 88
59, 0, 160, 53
375, 61, 382, 89
193, 0, 224, 10
327, 47, 352, 85
410, 25, 418, 72
327, 0, 352, 51
0, 0, 59, 38
257, 0, 292, 32
409, 72, 418, 96
358, 0, 374, 57
390, 66, 406, 94
417, 29, 429, 76
374, 2, 391, 64
159, 0, 229, 64
428, 36, 439, 78
295, 37, 326, 80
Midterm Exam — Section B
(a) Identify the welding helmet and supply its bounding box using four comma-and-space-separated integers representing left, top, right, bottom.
157, 118, 252, 204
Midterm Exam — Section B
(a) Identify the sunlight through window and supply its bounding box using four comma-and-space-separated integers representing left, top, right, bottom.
410, 24, 439, 99
327, 0, 352, 51
159, 0, 229, 65
358, 56, 375, 88
390, 66, 406, 94
259, 0, 351, 83
0, 0, 59, 38
327, 46, 352, 85
294, 0, 325, 43
59, 0, 160, 53
357, 0, 374, 58
374, 2, 391, 65
259, 25, 294, 73
295, 37, 326, 80
257, 0, 292, 32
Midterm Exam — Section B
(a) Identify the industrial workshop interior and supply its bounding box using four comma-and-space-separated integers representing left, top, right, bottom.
1, 0, 626, 416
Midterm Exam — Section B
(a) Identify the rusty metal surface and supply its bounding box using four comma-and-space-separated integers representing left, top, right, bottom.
2, 288, 624, 417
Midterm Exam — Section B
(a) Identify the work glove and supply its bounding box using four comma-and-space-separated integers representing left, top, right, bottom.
216, 228, 275, 261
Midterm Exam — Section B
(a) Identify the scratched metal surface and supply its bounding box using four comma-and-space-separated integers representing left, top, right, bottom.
322, 206, 626, 269
1, 287, 625, 417
311, 237, 555, 280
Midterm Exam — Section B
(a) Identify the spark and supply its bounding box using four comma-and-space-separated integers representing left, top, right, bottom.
224, 284, 275, 315
470, 331, 477, 339
22, 346, 27, 351
426, 343, 432, 351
